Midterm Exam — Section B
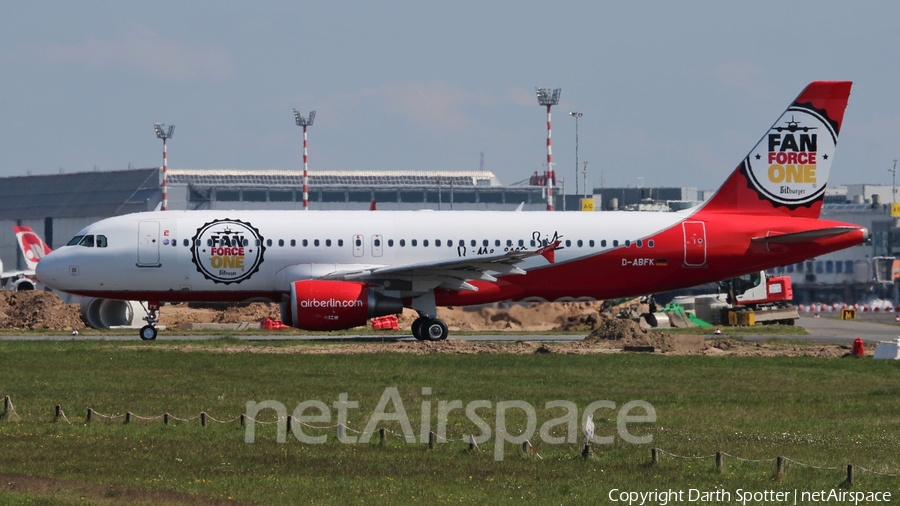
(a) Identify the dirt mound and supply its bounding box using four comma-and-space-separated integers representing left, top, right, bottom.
584, 313, 674, 351
214, 303, 280, 324
398, 302, 606, 332
0, 291, 85, 330
159, 303, 280, 328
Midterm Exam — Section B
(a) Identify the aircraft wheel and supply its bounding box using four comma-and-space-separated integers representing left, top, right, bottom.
139, 325, 158, 341
411, 317, 428, 340
423, 318, 449, 341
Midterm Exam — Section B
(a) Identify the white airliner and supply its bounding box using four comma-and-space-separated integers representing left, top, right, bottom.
0, 226, 51, 291
36, 81, 867, 341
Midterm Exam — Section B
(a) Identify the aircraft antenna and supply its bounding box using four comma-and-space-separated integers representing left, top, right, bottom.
536, 88, 561, 211
293, 109, 316, 210
153, 123, 175, 211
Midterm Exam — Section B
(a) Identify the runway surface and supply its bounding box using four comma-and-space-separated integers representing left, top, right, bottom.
1, 315, 898, 344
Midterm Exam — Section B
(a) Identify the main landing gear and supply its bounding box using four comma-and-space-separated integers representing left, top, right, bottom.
139, 301, 160, 341
411, 315, 449, 341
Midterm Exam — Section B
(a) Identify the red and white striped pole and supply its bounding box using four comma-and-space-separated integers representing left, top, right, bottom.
303, 125, 309, 210
546, 104, 554, 211
293, 109, 315, 211
161, 137, 168, 211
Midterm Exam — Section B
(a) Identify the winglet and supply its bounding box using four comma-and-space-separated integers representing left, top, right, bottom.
537, 240, 561, 264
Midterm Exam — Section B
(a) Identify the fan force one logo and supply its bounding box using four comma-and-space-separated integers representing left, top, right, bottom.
191, 219, 265, 284
744, 105, 838, 207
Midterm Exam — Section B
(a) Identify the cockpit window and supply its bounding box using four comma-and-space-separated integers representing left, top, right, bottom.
78, 235, 95, 247
67, 235, 85, 246
96, 235, 108, 248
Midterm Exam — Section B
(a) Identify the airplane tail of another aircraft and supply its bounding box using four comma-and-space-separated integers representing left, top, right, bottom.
14, 226, 52, 271
697, 81, 852, 219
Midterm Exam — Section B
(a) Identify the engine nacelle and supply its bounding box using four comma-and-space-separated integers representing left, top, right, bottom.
9, 277, 35, 291
282, 280, 403, 331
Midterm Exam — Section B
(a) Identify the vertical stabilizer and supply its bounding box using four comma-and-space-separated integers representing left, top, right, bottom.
698, 81, 852, 218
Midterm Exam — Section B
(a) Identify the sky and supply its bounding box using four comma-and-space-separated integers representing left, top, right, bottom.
2, 1, 900, 193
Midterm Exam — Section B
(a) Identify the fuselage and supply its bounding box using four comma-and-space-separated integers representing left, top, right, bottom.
35, 208, 866, 305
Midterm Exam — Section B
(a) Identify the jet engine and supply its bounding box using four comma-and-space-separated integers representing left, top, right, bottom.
80, 298, 151, 330
281, 280, 403, 331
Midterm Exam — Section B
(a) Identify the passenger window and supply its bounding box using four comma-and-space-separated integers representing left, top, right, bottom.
355, 238, 362, 247
338, 239, 344, 247
518, 239, 524, 247
423, 240, 429, 247
589, 240, 595, 247
636, 240, 643, 248
494, 240, 500, 247
375, 239, 381, 247
266, 239, 273, 247
97, 235, 108, 248
483, 240, 489, 247
613, 240, 619, 247
601, 240, 607, 247
648, 240, 654, 248
314, 239, 320, 247
471, 240, 476, 247
577, 240, 583, 247
447, 240, 452, 247
66, 235, 84, 246
412, 239, 418, 247
278, 239, 284, 247
255, 239, 261, 246
303, 239, 309, 247
79, 235, 95, 247
243, 239, 249, 247
326, 239, 332, 247
290, 239, 296, 247
388, 239, 394, 247
530, 240, 536, 247
400, 239, 406, 247
625, 240, 631, 247
435, 239, 440, 247
183, 239, 189, 247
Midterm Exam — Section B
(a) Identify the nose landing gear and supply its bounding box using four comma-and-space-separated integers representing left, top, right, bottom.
139, 301, 160, 341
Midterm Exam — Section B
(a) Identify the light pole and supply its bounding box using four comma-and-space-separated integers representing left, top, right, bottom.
891, 159, 898, 204
536, 88, 561, 211
293, 109, 316, 210
153, 123, 174, 211
569, 112, 582, 197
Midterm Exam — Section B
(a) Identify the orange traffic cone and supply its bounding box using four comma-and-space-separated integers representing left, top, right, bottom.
852, 338, 865, 356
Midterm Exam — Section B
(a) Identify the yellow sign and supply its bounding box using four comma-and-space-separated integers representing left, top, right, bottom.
892, 203, 900, 217
580, 198, 595, 212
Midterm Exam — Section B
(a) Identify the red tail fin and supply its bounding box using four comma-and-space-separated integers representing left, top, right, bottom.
14, 226, 52, 271
698, 81, 852, 218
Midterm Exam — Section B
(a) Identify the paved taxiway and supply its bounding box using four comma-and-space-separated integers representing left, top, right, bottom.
1, 315, 897, 344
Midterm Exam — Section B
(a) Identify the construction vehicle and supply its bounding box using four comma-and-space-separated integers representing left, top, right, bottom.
719, 271, 799, 325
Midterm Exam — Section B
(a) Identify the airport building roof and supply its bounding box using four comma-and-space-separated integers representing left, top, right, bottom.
0, 168, 160, 220
168, 169, 502, 188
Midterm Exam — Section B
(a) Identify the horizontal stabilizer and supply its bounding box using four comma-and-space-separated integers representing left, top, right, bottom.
751, 227, 862, 244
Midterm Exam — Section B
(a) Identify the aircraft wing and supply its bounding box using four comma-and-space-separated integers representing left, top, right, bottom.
319, 241, 560, 293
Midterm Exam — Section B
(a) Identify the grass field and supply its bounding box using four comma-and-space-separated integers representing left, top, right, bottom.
0, 339, 897, 504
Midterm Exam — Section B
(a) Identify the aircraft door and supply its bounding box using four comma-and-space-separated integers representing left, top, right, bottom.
137, 221, 161, 267
352, 234, 364, 257
682, 221, 707, 267
372, 234, 383, 257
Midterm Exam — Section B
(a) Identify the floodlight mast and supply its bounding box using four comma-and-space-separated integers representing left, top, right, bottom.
536, 88, 561, 211
153, 123, 175, 211
569, 111, 583, 196
293, 109, 316, 210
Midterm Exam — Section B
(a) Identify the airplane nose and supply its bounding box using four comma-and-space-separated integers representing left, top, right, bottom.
35, 251, 66, 287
